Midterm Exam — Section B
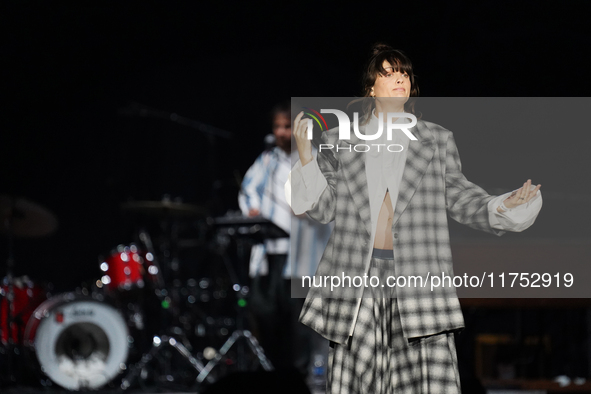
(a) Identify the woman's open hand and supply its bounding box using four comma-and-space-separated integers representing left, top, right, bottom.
293, 111, 313, 166
501, 179, 541, 210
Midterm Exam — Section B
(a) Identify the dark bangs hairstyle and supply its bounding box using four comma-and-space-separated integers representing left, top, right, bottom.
270, 100, 291, 122
353, 44, 420, 121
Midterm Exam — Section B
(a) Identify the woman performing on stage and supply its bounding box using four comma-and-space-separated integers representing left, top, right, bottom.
287, 44, 543, 393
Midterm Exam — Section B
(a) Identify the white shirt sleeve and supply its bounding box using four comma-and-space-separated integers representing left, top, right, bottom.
285, 157, 328, 215
238, 153, 266, 216
487, 186, 543, 232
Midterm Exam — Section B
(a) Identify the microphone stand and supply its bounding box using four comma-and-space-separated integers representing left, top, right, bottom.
118, 102, 235, 215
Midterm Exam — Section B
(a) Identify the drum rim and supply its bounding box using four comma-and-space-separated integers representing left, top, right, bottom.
23, 292, 130, 390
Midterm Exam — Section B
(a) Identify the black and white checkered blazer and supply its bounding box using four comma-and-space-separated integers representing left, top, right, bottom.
299, 119, 503, 345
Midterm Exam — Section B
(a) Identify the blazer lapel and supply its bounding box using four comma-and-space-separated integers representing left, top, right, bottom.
338, 128, 372, 236
393, 120, 436, 226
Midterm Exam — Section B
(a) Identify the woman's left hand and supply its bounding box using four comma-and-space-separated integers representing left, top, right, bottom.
502, 179, 541, 209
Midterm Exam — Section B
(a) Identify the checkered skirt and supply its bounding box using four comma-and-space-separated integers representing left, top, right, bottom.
327, 255, 462, 394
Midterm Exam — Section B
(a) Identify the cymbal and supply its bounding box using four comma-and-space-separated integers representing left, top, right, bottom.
0, 195, 59, 238
121, 200, 207, 217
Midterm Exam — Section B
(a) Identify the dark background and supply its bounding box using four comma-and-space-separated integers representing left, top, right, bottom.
1, 1, 590, 291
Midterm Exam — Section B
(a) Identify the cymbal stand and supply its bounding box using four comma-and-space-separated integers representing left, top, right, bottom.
121, 228, 212, 390
1, 199, 18, 384
121, 335, 213, 390
138, 228, 165, 290
195, 228, 273, 384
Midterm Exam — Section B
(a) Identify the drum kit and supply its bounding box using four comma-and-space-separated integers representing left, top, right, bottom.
0, 194, 287, 391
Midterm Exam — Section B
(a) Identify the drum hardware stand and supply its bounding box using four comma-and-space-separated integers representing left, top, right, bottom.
121, 228, 213, 390
196, 230, 274, 383
138, 228, 166, 290
1, 200, 18, 384
192, 216, 287, 384
121, 334, 213, 390
196, 329, 272, 383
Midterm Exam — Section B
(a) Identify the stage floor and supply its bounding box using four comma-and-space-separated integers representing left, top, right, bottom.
2, 389, 191, 394
1, 383, 325, 394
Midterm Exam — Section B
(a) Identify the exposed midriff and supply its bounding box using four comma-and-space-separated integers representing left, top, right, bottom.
373, 191, 394, 250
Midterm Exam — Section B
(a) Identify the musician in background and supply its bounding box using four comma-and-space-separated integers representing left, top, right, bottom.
238, 101, 332, 376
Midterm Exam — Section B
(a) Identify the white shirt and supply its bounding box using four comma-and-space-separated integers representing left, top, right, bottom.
239, 147, 292, 256
239, 146, 332, 278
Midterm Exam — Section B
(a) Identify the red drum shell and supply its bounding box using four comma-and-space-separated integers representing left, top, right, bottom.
0, 277, 47, 345
101, 244, 156, 291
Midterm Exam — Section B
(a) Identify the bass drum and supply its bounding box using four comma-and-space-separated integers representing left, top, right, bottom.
24, 293, 130, 390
